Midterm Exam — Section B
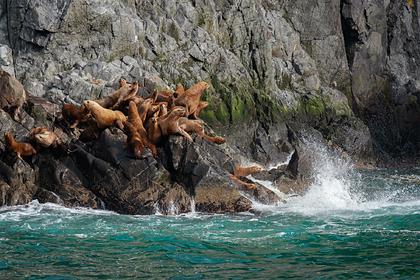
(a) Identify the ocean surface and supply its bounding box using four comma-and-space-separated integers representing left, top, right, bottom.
0, 144, 419, 279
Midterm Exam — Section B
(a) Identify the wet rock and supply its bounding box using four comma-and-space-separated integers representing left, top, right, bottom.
162, 136, 282, 213
35, 155, 103, 209
0, 160, 37, 207
66, 130, 192, 215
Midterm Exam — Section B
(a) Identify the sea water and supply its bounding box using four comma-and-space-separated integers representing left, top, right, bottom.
0, 143, 419, 279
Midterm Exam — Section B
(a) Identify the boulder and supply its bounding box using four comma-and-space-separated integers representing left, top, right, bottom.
0, 70, 26, 119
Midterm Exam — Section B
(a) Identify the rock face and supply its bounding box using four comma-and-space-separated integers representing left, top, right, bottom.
341, 0, 420, 156
0, 0, 418, 213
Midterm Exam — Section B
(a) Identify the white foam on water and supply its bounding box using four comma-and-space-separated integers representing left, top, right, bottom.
282, 137, 420, 216
0, 200, 116, 222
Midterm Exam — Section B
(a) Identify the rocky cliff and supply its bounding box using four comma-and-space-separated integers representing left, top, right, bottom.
0, 0, 418, 213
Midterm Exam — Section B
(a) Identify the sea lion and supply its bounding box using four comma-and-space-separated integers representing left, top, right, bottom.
193, 101, 209, 119
95, 78, 134, 109
4, 132, 37, 159
124, 121, 145, 159
229, 175, 257, 190
62, 103, 90, 128
174, 83, 185, 98
83, 100, 127, 130
127, 101, 157, 157
234, 165, 263, 177
158, 107, 192, 141
112, 82, 140, 110
174, 81, 209, 118
147, 115, 162, 144
228, 165, 263, 191
177, 117, 225, 144
137, 98, 155, 123
156, 103, 168, 118
152, 90, 174, 103
130, 95, 144, 105
29, 127, 58, 148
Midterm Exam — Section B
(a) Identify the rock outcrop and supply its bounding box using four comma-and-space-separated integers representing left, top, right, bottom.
0, 0, 418, 213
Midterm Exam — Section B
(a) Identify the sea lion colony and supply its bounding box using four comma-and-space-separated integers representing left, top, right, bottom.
3, 78, 259, 190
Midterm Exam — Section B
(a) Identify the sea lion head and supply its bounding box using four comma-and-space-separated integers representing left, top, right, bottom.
171, 106, 187, 117
119, 78, 127, 88
83, 100, 99, 110
4, 132, 13, 145
196, 81, 210, 91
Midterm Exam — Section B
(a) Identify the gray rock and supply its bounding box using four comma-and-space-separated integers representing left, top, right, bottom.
0, 45, 14, 76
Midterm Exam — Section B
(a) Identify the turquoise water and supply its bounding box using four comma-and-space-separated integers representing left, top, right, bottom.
1, 166, 419, 279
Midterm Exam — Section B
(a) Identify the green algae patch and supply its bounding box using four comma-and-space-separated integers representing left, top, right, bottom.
301, 95, 326, 119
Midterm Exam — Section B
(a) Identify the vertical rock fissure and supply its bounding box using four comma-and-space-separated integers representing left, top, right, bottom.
340, 0, 362, 70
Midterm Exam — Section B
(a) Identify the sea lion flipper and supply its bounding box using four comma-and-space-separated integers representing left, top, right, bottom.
116, 120, 124, 130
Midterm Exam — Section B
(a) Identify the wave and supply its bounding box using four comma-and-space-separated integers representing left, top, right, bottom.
249, 136, 420, 216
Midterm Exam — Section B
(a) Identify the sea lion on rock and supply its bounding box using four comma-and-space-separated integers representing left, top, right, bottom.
229, 165, 263, 190
174, 84, 185, 98
29, 127, 58, 148
124, 122, 145, 159
112, 82, 140, 110
158, 107, 192, 141
147, 115, 162, 144
152, 90, 174, 104
4, 132, 37, 159
229, 175, 257, 190
174, 81, 209, 118
127, 101, 157, 157
95, 78, 134, 109
234, 165, 263, 177
137, 98, 155, 123
156, 103, 168, 117
62, 103, 90, 128
83, 100, 127, 130
177, 117, 225, 144
193, 101, 209, 119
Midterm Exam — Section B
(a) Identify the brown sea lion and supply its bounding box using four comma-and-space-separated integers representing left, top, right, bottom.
156, 103, 168, 118
83, 100, 127, 130
62, 103, 90, 128
234, 165, 263, 177
112, 82, 140, 110
228, 165, 263, 190
229, 175, 257, 190
127, 101, 157, 157
4, 132, 37, 159
29, 127, 58, 148
150, 90, 175, 109
174, 81, 209, 118
174, 84, 185, 98
158, 107, 192, 141
95, 78, 133, 109
177, 117, 225, 144
137, 98, 155, 123
147, 115, 162, 144
229, 165, 263, 190
124, 122, 145, 159
130, 95, 144, 105
193, 101, 209, 119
